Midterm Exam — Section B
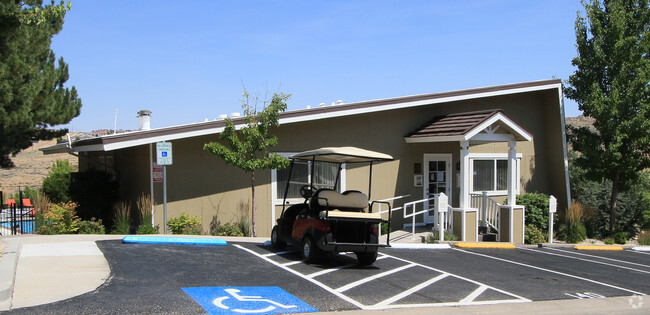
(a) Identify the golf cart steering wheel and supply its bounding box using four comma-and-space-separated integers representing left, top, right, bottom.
300, 185, 317, 199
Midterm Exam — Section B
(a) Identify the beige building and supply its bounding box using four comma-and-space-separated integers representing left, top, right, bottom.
45, 79, 570, 240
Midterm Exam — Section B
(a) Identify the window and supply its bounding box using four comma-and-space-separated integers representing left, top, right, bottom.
470, 155, 520, 194
275, 159, 343, 200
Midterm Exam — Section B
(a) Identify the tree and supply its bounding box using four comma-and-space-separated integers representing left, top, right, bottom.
203, 90, 291, 237
0, 1, 82, 168
41, 159, 73, 203
565, 0, 650, 233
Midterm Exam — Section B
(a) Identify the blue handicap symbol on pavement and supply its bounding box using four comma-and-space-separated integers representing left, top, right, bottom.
183, 286, 318, 314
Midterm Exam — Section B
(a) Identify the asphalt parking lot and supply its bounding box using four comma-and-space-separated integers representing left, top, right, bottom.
7, 240, 650, 314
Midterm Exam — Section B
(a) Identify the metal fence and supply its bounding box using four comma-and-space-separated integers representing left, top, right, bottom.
0, 191, 37, 235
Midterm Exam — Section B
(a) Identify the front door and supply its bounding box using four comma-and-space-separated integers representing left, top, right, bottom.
423, 154, 452, 224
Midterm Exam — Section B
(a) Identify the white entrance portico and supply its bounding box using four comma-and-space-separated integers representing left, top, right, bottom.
405, 110, 533, 243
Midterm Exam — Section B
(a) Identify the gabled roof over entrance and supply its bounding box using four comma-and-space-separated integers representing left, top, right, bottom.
404, 109, 533, 143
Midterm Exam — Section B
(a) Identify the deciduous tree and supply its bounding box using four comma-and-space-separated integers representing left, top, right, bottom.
565, 0, 650, 232
0, 0, 81, 168
204, 90, 290, 237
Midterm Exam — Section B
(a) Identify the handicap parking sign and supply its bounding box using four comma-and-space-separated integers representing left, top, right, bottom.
183, 286, 318, 314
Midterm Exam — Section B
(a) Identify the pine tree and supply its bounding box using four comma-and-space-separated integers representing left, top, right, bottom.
0, 0, 82, 168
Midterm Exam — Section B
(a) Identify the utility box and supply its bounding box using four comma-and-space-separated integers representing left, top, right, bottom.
452, 208, 477, 242
499, 205, 525, 243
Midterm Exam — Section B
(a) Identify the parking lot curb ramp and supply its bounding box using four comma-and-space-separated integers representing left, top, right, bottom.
455, 242, 516, 249
574, 245, 624, 251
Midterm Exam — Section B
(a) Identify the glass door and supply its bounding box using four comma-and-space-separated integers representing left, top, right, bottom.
423, 154, 452, 224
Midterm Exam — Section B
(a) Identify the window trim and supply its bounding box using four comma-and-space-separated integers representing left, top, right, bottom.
468, 153, 522, 196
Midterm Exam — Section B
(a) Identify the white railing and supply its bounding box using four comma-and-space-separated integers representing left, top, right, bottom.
403, 193, 449, 240
375, 194, 411, 238
470, 191, 500, 232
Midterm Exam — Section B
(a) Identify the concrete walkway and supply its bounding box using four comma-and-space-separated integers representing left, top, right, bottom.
0, 233, 648, 314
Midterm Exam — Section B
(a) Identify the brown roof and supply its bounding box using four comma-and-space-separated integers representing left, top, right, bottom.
406, 110, 502, 139
58, 79, 559, 152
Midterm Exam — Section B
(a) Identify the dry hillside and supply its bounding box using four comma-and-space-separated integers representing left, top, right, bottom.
565, 115, 595, 129
0, 139, 78, 196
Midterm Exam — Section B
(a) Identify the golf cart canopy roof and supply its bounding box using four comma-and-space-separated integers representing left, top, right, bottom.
290, 146, 393, 163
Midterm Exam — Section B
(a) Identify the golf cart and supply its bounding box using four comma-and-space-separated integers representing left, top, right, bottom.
270, 146, 393, 265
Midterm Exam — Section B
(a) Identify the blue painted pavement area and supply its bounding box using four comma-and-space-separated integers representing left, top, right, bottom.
183, 286, 318, 314
122, 236, 227, 245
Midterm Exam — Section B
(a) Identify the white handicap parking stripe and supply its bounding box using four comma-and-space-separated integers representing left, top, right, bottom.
335, 263, 416, 293
235, 245, 530, 310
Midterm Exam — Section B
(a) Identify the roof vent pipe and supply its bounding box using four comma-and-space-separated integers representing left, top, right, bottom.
137, 110, 152, 130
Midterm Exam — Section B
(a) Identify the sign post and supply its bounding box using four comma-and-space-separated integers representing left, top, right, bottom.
156, 142, 173, 234
549, 195, 557, 244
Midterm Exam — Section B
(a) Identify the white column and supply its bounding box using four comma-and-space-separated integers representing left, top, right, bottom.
459, 141, 470, 208
507, 140, 517, 206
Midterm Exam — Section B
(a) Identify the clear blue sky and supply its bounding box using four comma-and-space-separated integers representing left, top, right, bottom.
51, 0, 585, 132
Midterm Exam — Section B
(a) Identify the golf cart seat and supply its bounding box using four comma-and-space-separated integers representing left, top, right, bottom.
313, 189, 382, 220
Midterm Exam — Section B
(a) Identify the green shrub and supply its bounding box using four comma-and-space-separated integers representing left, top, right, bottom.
525, 224, 546, 244
8, 187, 39, 203
613, 231, 628, 244
111, 201, 131, 234
168, 212, 202, 235
517, 193, 557, 233
37, 202, 80, 234
603, 237, 615, 245
569, 151, 650, 239
425, 230, 457, 243
214, 222, 244, 236
380, 222, 390, 235
136, 224, 159, 234
638, 231, 650, 245
558, 222, 587, 243
78, 218, 106, 234
41, 160, 74, 204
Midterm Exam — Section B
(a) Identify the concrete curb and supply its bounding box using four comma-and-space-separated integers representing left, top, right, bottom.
455, 242, 516, 249
574, 245, 624, 251
632, 246, 650, 252
0, 238, 21, 311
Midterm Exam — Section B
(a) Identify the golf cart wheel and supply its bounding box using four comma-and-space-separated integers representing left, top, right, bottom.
301, 236, 321, 264
356, 251, 378, 266
271, 226, 286, 250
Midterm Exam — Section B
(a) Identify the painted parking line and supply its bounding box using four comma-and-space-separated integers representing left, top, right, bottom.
545, 247, 650, 269
518, 248, 650, 275
235, 245, 530, 310
453, 248, 646, 296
